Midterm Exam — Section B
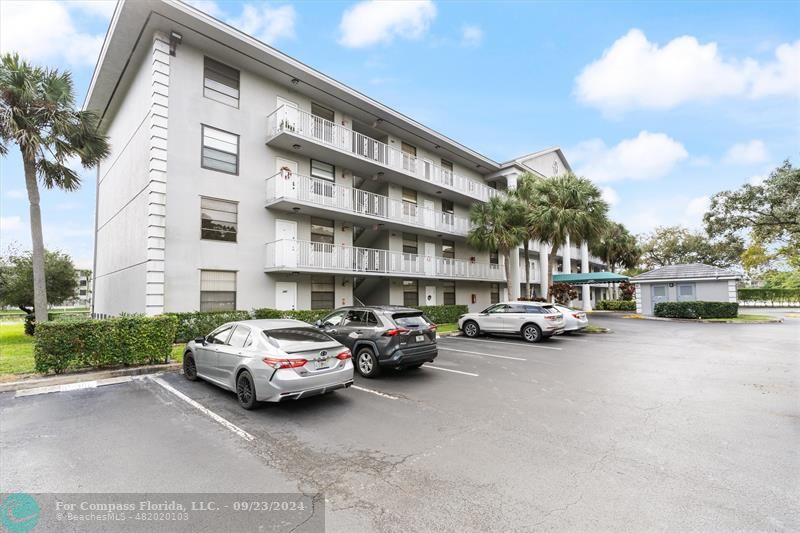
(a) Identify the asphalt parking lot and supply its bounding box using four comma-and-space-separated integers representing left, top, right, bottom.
2, 314, 798, 532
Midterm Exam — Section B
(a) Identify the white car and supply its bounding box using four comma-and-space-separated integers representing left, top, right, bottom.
553, 305, 589, 333
457, 302, 565, 343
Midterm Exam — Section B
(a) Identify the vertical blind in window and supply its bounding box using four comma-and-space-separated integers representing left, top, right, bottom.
200, 270, 236, 311
403, 279, 419, 307
203, 57, 240, 107
443, 281, 456, 305
441, 240, 455, 259
202, 126, 239, 174
402, 233, 418, 255
200, 197, 237, 241
311, 275, 335, 309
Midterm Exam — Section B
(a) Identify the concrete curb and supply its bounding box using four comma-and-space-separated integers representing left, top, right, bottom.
437, 331, 463, 338
623, 314, 783, 324
0, 363, 181, 393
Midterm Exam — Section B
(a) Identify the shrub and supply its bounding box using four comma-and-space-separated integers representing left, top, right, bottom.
549, 283, 578, 305
654, 301, 738, 319
413, 304, 469, 324
167, 311, 251, 343
23, 311, 91, 335
34, 315, 178, 374
618, 281, 635, 301
251, 308, 332, 324
737, 288, 800, 305
596, 300, 636, 311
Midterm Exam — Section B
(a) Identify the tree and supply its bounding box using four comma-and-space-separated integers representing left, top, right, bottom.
639, 226, 744, 269
0, 249, 78, 314
467, 195, 526, 298
705, 161, 800, 262
511, 172, 543, 299
590, 221, 640, 298
525, 174, 609, 299
0, 54, 110, 323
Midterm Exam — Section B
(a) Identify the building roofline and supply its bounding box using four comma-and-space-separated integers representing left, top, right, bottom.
500, 146, 573, 173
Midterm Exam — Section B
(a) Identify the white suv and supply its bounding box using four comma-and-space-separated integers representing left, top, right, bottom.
458, 302, 565, 343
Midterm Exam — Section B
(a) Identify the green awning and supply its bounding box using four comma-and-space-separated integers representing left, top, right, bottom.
552, 272, 628, 285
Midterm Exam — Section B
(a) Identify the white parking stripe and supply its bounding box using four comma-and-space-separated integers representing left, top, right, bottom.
15, 376, 139, 398
148, 376, 255, 442
441, 337, 563, 351
439, 347, 525, 361
352, 385, 400, 400
426, 365, 479, 377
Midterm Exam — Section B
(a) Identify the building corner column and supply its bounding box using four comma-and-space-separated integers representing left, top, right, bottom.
508, 248, 521, 301
562, 236, 572, 273
581, 241, 591, 311
539, 241, 549, 299
145, 32, 170, 316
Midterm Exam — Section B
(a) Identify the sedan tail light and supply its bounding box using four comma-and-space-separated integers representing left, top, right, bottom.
335, 349, 352, 360
263, 357, 307, 369
572, 313, 585, 319
383, 328, 411, 337
544, 314, 561, 321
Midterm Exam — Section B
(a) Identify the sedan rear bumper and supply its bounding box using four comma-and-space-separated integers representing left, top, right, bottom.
255, 362, 354, 402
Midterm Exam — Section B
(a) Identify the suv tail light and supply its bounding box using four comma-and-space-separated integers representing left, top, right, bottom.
428, 324, 438, 332
263, 357, 307, 369
383, 328, 411, 337
335, 349, 352, 360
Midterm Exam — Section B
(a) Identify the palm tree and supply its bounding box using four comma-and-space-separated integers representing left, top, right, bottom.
467, 195, 525, 298
590, 222, 641, 298
511, 172, 544, 299
0, 54, 110, 323
526, 174, 609, 299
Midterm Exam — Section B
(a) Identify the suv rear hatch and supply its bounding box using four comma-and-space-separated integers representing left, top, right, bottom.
389, 312, 437, 346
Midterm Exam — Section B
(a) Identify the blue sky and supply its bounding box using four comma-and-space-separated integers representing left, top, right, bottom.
1, 0, 798, 268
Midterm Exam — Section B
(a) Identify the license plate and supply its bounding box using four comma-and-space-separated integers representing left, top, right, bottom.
415, 335, 425, 342
314, 360, 329, 370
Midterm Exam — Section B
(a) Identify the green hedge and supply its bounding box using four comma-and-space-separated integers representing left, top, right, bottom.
413, 305, 469, 324
737, 288, 800, 305
251, 308, 332, 324
166, 311, 251, 343
654, 301, 739, 319
596, 300, 636, 311
35, 315, 178, 374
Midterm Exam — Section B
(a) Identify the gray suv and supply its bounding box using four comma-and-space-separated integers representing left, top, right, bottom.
315, 306, 438, 378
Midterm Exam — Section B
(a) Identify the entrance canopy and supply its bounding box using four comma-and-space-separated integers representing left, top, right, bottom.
552, 272, 628, 285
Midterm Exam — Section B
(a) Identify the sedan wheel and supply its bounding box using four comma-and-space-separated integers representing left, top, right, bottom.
183, 354, 197, 381
522, 324, 542, 343
463, 321, 479, 338
236, 371, 257, 410
356, 348, 381, 378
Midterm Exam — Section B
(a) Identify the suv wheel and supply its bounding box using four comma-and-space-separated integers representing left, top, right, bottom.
522, 323, 542, 343
462, 320, 480, 338
183, 354, 198, 381
236, 371, 257, 410
355, 347, 381, 378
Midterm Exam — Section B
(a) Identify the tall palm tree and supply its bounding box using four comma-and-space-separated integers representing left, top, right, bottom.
0, 54, 110, 323
511, 172, 544, 299
467, 195, 525, 298
590, 222, 641, 298
526, 174, 609, 299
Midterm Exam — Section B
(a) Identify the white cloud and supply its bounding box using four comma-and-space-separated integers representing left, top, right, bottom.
339, 0, 436, 48
4, 189, 27, 200
0, 0, 106, 66
723, 140, 768, 165
570, 131, 689, 182
227, 3, 296, 44
1, 216, 22, 231
460, 25, 483, 47
575, 29, 800, 113
185, 0, 224, 18
685, 195, 710, 218
70, 0, 116, 18
747, 174, 767, 186
600, 186, 619, 206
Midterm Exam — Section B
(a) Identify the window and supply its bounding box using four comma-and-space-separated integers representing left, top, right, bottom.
79, 290, 87, 296
490, 283, 500, 304
489, 250, 499, 265
441, 159, 454, 185
402, 233, 418, 255
401, 142, 416, 172
203, 57, 240, 107
310, 218, 334, 245
652, 285, 667, 300
200, 270, 236, 311
401, 142, 417, 157
80, 279, 87, 286
201, 125, 239, 174
321, 310, 347, 327
443, 281, 455, 305
201, 197, 238, 242
677, 283, 696, 302
403, 279, 419, 307
441, 199, 454, 214
208, 324, 234, 344
402, 188, 417, 217
441, 240, 455, 259
310, 159, 335, 182
228, 325, 252, 348
311, 103, 335, 122
311, 275, 335, 309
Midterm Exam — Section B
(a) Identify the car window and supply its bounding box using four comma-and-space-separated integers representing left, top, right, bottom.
343, 310, 364, 327
228, 325, 251, 348
541, 305, 559, 314
393, 313, 431, 329
323, 311, 347, 327
488, 304, 509, 314
208, 324, 233, 344
364, 311, 379, 326
508, 304, 529, 313
262, 327, 335, 347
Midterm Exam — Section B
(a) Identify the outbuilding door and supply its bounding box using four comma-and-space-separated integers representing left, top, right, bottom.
651, 285, 668, 309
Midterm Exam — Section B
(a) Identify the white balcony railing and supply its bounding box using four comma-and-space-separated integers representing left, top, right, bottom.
265, 171, 472, 236
265, 239, 506, 281
266, 105, 500, 202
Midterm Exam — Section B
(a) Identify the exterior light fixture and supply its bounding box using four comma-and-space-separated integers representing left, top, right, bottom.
290, 78, 300, 85
292, 144, 301, 150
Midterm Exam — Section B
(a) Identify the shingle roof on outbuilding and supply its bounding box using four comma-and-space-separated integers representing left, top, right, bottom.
631, 263, 741, 283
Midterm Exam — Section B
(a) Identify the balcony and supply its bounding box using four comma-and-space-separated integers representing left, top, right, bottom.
265, 171, 472, 237
265, 239, 506, 282
266, 105, 500, 203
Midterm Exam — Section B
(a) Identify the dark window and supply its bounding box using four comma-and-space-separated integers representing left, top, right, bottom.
79, 290, 87, 296
80, 279, 87, 286
489, 250, 499, 265
311, 275, 335, 309
310, 159, 335, 182
201, 197, 238, 242
228, 325, 251, 348
441, 240, 455, 259
441, 199, 454, 214
201, 125, 239, 174
263, 327, 334, 347
403, 279, 419, 307
443, 281, 455, 305
490, 283, 500, 304
393, 313, 431, 328
204, 57, 240, 107
200, 270, 236, 311
402, 233, 418, 255
310, 218, 334, 245
311, 103, 335, 122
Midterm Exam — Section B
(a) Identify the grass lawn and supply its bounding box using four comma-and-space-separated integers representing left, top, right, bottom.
582, 324, 610, 333
704, 314, 775, 322
436, 323, 459, 334
0, 322, 35, 375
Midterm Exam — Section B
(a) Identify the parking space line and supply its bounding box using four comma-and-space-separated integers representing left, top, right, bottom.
15, 376, 140, 398
439, 347, 526, 361
426, 365, 479, 377
148, 376, 255, 442
352, 385, 400, 400
440, 337, 563, 351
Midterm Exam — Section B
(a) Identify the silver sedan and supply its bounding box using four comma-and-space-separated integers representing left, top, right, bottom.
182, 319, 354, 409
553, 305, 589, 333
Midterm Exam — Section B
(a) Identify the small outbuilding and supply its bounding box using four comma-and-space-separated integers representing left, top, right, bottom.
630, 264, 741, 315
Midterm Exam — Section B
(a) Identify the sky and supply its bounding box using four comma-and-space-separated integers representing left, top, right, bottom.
0, 0, 798, 268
